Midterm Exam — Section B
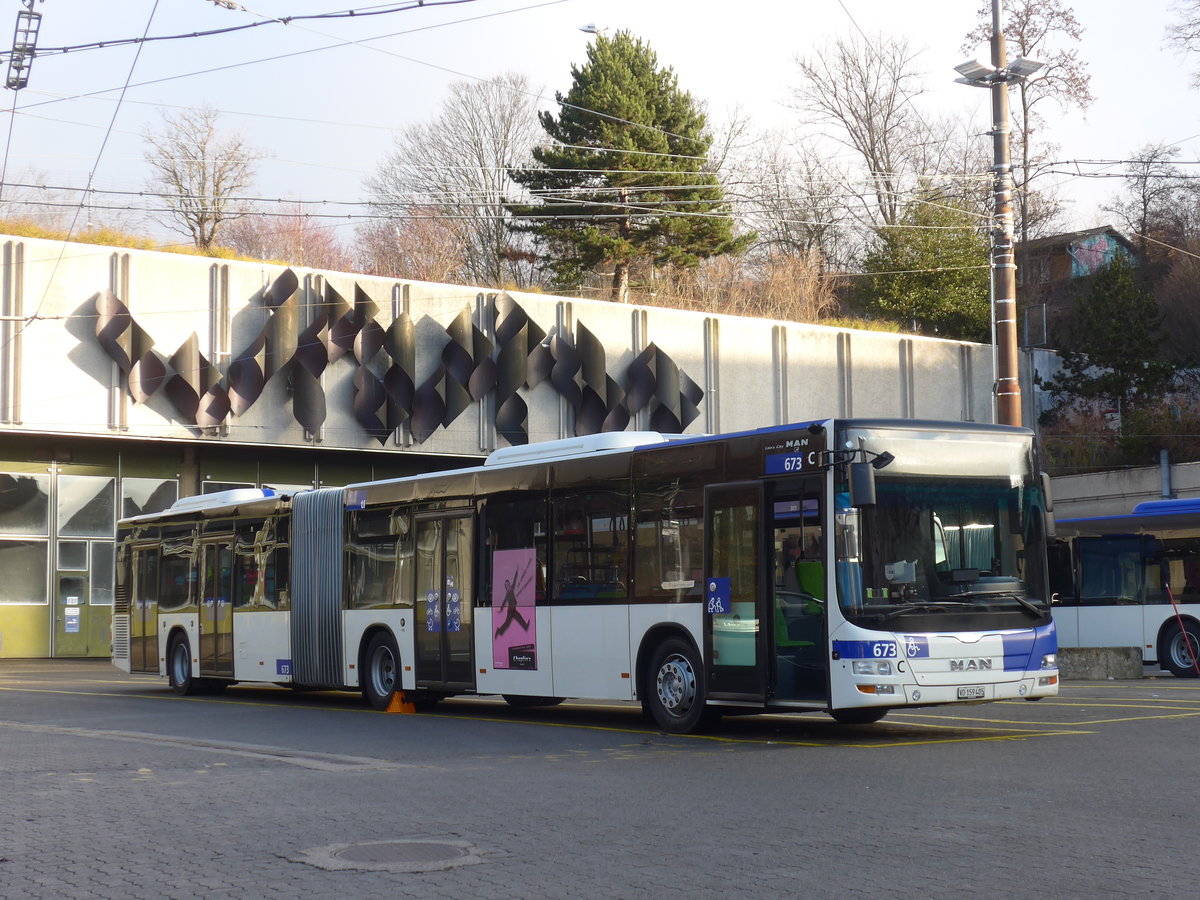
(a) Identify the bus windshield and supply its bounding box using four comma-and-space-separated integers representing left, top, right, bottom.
836, 476, 1051, 631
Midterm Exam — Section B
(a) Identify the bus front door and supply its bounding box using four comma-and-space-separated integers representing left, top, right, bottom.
703, 483, 767, 703
415, 513, 475, 690
198, 541, 234, 679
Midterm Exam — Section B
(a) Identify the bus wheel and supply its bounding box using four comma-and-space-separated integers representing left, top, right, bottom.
830, 708, 888, 725
1163, 621, 1200, 678
167, 635, 200, 696
647, 638, 710, 734
363, 632, 401, 710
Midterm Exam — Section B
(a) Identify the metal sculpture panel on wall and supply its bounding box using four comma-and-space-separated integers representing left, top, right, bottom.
91, 271, 704, 448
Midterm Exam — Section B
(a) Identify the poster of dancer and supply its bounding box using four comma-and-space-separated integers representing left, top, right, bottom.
492, 547, 537, 670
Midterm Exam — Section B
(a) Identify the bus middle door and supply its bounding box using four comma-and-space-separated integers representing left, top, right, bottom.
414, 512, 476, 690
703, 482, 767, 703
198, 540, 234, 678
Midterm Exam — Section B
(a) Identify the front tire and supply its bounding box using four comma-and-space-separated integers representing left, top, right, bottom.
1163, 620, 1200, 678
167, 634, 200, 696
646, 637, 715, 734
830, 707, 888, 725
363, 631, 401, 710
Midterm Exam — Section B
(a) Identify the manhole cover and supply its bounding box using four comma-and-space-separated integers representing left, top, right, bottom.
292, 839, 483, 873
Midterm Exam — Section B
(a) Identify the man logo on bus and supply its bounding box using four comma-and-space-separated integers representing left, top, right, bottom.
949, 658, 993, 671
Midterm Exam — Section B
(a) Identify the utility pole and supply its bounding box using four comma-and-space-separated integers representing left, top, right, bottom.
955, 0, 1043, 428
988, 0, 1021, 427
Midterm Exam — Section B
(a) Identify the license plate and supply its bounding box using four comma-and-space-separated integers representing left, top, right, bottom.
957, 686, 986, 700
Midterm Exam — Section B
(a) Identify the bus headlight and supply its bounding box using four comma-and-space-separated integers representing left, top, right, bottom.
1040, 653, 1057, 670
853, 660, 892, 676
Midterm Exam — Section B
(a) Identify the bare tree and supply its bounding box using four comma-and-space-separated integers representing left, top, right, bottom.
365, 72, 540, 288
143, 105, 262, 251
1155, 236, 1200, 364
222, 204, 352, 271
790, 34, 928, 227
1167, 0, 1200, 85
1103, 143, 1200, 265
730, 130, 858, 272
354, 210, 468, 284
964, 0, 1092, 243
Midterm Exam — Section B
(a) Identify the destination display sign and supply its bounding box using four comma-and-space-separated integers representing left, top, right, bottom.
762, 428, 826, 476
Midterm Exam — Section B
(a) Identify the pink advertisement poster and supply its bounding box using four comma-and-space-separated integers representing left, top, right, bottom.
491, 548, 537, 670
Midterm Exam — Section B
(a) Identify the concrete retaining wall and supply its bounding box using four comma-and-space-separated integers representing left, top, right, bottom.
1057, 646, 1144, 680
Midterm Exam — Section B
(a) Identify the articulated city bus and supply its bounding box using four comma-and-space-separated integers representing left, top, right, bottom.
112, 418, 1059, 733
1051, 498, 1200, 677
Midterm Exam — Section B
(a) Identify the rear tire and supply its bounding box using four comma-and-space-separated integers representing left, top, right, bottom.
167, 635, 200, 696
646, 637, 717, 734
362, 631, 401, 710
1163, 620, 1200, 678
830, 707, 888, 725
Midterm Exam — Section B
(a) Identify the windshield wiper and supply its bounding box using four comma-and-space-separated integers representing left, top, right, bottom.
942, 590, 1045, 618
1001, 592, 1045, 618
874, 603, 958, 624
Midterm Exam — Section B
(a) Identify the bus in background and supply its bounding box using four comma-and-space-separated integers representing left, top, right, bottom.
112, 418, 1059, 733
1051, 498, 1200, 678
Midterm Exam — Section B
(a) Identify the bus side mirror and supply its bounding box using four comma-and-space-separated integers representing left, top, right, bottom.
1041, 472, 1056, 539
849, 462, 876, 508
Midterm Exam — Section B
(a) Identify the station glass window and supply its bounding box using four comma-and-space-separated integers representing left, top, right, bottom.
0, 473, 50, 535
0, 539, 48, 604
91, 541, 115, 605
122, 477, 178, 519
58, 475, 116, 538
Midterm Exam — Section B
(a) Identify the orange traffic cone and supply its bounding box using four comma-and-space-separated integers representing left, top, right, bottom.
385, 691, 416, 714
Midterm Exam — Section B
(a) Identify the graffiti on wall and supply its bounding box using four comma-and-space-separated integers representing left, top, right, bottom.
1068, 233, 1130, 278
92, 269, 703, 446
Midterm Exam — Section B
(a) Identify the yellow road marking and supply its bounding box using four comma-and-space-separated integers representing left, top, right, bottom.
0, 683, 1102, 748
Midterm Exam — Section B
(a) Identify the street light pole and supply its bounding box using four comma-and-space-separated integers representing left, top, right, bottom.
988, 0, 1021, 427
955, 0, 1042, 428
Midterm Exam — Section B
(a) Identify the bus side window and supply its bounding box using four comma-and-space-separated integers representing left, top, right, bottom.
484, 495, 548, 606
552, 490, 629, 602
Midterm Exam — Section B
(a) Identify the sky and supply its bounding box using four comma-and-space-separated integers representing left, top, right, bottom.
4, 0, 1199, 247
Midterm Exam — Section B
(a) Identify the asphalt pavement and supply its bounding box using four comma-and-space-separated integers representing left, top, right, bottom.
2, 660, 1199, 899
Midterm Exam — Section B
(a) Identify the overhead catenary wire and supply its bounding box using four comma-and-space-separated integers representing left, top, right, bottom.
2, 0, 487, 59
5, 0, 163, 356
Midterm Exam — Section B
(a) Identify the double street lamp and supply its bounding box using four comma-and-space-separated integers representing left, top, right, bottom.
954, 2, 1043, 428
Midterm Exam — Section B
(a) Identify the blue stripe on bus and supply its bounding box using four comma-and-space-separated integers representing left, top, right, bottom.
833, 640, 898, 659
1001, 623, 1057, 671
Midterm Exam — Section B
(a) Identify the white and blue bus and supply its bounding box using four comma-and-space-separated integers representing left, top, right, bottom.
112, 418, 1059, 733
1051, 498, 1200, 677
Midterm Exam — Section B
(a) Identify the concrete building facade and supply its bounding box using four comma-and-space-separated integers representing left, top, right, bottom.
0, 234, 1044, 657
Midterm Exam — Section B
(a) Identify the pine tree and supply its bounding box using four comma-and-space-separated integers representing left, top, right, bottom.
508, 31, 751, 302
1039, 254, 1177, 419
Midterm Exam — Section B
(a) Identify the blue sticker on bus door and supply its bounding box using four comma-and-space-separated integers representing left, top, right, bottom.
706, 578, 731, 614
276, 659, 292, 677
425, 591, 441, 632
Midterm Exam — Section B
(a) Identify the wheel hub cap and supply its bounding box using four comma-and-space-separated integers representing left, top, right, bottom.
656, 655, 695, 714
